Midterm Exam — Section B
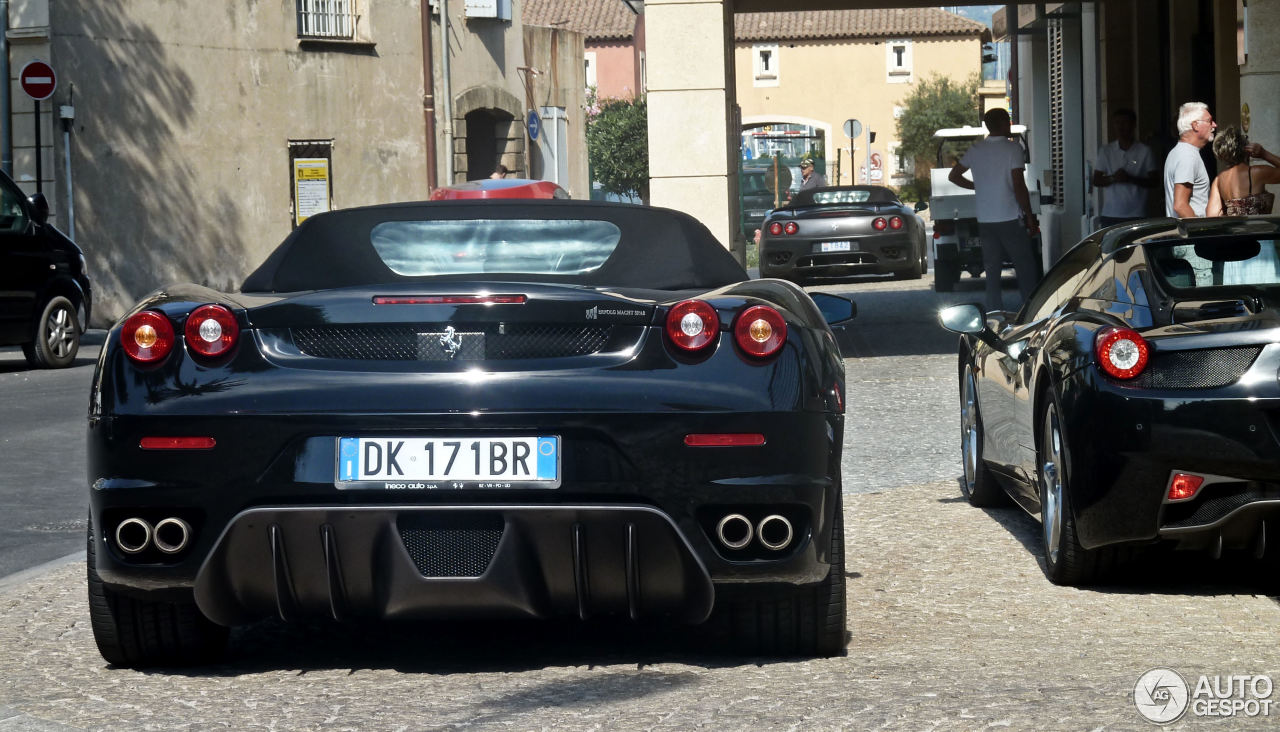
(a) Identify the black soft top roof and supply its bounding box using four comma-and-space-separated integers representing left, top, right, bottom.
241, 200, 748, 293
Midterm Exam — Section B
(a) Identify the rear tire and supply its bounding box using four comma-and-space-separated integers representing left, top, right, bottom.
1038, 401, 1117, 585
87, 516, 228, 667
709, 494, 847, 657
934, 259, 959, 292
894, 248, 924, 280
26, 296, 80, 368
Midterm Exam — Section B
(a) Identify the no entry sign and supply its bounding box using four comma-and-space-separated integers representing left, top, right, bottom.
19, 60, 56, 101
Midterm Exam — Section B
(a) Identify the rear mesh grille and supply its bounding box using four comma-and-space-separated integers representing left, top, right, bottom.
1125, 346, 1261, 389
398, 519, 504, 578
291, 324, 612, 360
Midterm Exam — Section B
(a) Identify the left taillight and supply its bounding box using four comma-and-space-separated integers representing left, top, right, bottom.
121, 311, 175, 365
733, 305, 787, 358
666, 299, 720, 352
184, 304, 240, 359
1094, 326, 1149, 379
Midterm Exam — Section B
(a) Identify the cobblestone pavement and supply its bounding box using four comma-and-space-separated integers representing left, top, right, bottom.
3, 276, 1279, 730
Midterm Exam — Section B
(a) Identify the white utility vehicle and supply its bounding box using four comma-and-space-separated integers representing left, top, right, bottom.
928, 125, 1044, 292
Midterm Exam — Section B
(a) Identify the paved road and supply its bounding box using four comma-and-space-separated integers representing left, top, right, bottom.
4, 274, 1279, 729
0, 335, 101, 579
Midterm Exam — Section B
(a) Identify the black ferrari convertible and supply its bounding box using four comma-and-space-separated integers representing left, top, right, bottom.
940, 216, 1280, 586
758, 185, 928, 283
87, 200, 855, 666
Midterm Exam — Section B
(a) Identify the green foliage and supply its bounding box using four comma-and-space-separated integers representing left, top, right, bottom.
586, 92, 649, 203
895, 177, 930, 203
895, 73, 980, 185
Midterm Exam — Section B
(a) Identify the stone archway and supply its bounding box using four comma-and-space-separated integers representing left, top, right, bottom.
453, 86, 524, 182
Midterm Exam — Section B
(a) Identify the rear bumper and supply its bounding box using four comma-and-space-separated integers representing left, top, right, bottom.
1061, 364, 1280, 552
760, 233, 916, 279
192, 505, 715, 626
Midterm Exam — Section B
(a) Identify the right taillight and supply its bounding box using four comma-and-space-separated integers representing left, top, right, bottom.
733, 305, 787, 358
1095, 326, 1149, 379
121, 311, 176, 365
783, 221, 799, 235
184, 304, 240, 359
666, 300, 720, 352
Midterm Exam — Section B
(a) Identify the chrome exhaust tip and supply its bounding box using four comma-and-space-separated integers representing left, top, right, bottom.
153, 517, 192, 554
757, 514, 794, 551
115, 518, 153, 554
716, 513, 754, 550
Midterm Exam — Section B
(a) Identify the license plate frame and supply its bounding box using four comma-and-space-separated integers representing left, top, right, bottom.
335, 436, 561, 490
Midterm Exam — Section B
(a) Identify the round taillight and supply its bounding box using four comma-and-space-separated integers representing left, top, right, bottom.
872, 217, 888, 231
784, 221, 799, 235
768, 221, 783, 236
1094, 326, 1149, 379
184, 304, 240, 359
121, 311, 175, 365
666, 300, 720, 352
889, 216, 904, 230
733, 305, 787, 358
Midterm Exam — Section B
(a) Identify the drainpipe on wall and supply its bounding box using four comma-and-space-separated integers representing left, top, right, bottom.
1, 0, 11, 175
440, 0, 455, 184
420, 0, 438, 191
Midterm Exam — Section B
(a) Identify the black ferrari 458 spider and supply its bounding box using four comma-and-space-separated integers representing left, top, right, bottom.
87, 199, 856, 666
939, 216, 1280, 586
758, 185, 929, 284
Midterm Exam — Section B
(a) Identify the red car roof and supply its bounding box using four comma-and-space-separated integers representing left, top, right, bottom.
429, 178, 569, 200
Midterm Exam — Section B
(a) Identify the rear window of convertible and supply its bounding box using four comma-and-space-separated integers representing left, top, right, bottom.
370, 219, 621, 276
1146, 236, 1280, 290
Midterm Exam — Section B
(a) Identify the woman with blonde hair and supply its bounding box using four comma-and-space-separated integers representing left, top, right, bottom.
1207, 126, 1280, 216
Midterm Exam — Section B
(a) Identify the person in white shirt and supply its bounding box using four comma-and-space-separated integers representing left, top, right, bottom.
948, 107, 1040, 312
1163, 102, 1216, 217
1092, 108, 1158, 227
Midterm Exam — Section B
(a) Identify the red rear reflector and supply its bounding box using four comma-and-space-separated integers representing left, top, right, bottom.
374, 295, 527, 305
684, 433, 766, 447
1167, 473, 1205, 501
140, 436, 216, 450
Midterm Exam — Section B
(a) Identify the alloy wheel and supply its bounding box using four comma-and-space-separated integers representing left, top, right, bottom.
1041, 405, 1065, 565
45, 303, 77, 359
961, 368, 980, 493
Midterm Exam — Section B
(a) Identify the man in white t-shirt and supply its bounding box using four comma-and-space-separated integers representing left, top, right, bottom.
948, 107, 1040, 312
1164, 101, 1215, 217
1092, 108, 1157, 227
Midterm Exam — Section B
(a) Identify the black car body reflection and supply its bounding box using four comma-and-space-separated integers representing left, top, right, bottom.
940, 216, 1280, 586
759, 185, 928, 284
87, 200, 856, 666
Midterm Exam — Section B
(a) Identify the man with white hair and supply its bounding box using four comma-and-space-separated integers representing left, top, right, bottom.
1164, 102, 1216, 217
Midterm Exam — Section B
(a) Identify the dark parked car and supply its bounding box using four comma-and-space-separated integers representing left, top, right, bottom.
759, 185, 928, 284
939, 216, 1280, 586
87, 199, 856, 666
0, 169, 91, 368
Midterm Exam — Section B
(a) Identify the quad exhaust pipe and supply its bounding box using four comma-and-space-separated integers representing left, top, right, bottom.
714, 512, 795, 551
757, 514, 794, 551
113, 517, 191, 555
114, 518, 152, 555
716, 514, 754, 550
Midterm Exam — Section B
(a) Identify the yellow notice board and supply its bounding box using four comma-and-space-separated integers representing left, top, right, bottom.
293, 158, 331, 225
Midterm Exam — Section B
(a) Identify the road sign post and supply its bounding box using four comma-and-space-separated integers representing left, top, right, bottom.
843, 119, 861, 185
19, 61, 57, 194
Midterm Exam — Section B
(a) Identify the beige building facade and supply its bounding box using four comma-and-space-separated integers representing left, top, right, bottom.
4, 0, 586, 323
734, 9, 986, 189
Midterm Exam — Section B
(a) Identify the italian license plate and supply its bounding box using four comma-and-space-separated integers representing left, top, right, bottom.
336, 436, 560, 489
819, 241, 853, 253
